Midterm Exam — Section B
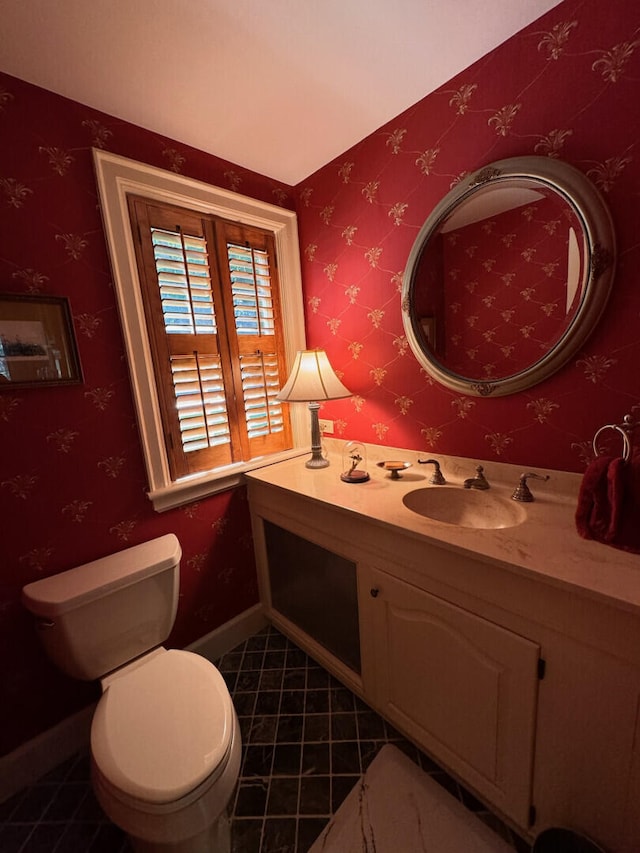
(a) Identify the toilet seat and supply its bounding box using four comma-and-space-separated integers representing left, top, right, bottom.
91, 649, 234, 804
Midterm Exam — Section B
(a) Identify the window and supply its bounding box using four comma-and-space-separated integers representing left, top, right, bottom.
94, 151, 306, 510
129, 196, 292, 479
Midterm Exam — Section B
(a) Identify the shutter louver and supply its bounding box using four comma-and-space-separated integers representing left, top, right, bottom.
170, 354, 231, 453
240, 352, 285, 439
151, 228, 217, 335
228, 243, 275, 336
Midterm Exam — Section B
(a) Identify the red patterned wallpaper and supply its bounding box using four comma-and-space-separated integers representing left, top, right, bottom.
2, 0, 640, 757
0, 73, 294, 755
296, 0, 640, 471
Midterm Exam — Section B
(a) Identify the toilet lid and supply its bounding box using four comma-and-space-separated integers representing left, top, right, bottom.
91, 649, 234, 804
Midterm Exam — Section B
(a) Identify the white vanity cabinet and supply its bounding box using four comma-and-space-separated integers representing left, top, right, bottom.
360, 564, 540, 829
246, 459, 640, 853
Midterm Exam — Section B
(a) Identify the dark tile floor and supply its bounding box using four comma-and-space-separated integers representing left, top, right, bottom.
0, 625, 528, 852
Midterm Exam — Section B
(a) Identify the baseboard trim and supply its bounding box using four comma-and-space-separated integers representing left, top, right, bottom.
0, 604, 267, 803
187, 603, 267, 662
0, 703, 95, 804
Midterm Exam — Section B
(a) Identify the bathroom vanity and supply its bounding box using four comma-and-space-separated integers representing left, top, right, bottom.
246, 443, 640, 852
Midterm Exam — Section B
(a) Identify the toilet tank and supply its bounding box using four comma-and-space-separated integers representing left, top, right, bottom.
22, 534, 181, 681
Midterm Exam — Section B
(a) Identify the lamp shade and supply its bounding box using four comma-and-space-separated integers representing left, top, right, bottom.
278, 350, 351, 402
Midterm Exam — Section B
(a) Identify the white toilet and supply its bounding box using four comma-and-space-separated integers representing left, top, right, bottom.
22, 534, 241, 853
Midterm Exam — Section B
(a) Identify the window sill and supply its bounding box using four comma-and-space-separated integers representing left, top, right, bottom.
148, 448, 309, 512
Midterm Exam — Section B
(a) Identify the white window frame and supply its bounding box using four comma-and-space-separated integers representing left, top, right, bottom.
93, 149, 307, 511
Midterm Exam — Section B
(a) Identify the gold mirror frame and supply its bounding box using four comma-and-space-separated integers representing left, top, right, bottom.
401, 156, 616, 397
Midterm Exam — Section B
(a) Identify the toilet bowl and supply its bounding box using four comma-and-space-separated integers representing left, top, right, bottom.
92, 647, 241, 853
22, 535, 241, 853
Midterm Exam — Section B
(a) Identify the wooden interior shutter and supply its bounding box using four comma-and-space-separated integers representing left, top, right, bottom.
215, 221, 293, 460
128, 197, 241, 479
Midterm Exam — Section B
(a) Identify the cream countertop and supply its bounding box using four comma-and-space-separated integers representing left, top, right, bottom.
245, 439, 640, 616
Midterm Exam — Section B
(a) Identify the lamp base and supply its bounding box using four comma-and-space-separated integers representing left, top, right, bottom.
305, 401, 329, 469
306, 453, 330, 469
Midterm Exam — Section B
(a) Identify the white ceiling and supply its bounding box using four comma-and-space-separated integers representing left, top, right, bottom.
0, 0, 562, 184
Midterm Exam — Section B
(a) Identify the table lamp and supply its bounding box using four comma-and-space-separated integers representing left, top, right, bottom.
277, 349, 351, 468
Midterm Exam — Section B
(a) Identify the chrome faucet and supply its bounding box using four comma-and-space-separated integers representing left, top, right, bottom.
463, 465, 490, 490
417, 458, 446, 485
511, 472, 550, 502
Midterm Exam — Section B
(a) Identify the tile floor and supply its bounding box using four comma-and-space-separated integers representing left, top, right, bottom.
0, 625, 530, 852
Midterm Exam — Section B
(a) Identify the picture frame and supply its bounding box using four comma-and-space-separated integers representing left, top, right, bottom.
0, 293, 83, 389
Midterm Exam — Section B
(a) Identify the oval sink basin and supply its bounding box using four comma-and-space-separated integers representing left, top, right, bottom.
402, 487, 526, 529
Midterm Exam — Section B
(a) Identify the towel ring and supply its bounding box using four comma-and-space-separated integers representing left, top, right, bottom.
592, 424, 631, 462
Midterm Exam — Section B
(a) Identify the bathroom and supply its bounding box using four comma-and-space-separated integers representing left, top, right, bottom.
1, 0, 640, 850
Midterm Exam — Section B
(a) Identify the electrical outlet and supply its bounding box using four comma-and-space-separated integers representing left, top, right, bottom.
319, 419, 334, 434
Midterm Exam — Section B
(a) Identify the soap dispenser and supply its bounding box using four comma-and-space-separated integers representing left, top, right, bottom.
340, 441, 370, 483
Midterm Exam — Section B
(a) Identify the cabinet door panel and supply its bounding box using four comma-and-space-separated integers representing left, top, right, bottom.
367, 566, 539, 827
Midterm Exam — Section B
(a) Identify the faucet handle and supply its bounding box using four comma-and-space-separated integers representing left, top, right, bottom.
511, 472, 550, 502
473, 465, 489, 488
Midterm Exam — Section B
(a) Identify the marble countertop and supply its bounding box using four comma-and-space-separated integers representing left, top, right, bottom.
245, 439, 640, 615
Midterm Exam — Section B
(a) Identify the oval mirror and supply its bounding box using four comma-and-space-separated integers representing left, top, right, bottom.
401, 156, 616, 396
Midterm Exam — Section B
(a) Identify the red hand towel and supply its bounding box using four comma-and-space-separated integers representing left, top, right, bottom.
612, 456, 640, 553
605, 456, 625, 542
575, 455, 616, 542
576, 455, 640, 554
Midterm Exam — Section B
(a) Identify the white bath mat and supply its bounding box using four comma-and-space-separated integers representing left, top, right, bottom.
308, 744, 516, 853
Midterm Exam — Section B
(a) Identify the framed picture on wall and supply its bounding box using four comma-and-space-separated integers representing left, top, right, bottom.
0, 293, 83, 389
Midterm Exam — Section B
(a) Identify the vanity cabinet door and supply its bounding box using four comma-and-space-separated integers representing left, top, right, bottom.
363, 565, 540, 829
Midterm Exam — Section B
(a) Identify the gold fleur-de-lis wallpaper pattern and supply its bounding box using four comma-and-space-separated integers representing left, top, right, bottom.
1, 0, 640, 756
296, 0, 640, 475
0, 72, 292, 755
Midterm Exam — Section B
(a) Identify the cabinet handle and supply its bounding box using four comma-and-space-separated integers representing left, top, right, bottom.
370, 587, 379, 598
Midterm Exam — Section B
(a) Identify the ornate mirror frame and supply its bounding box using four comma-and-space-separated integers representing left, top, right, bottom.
401, 156, 616, 397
